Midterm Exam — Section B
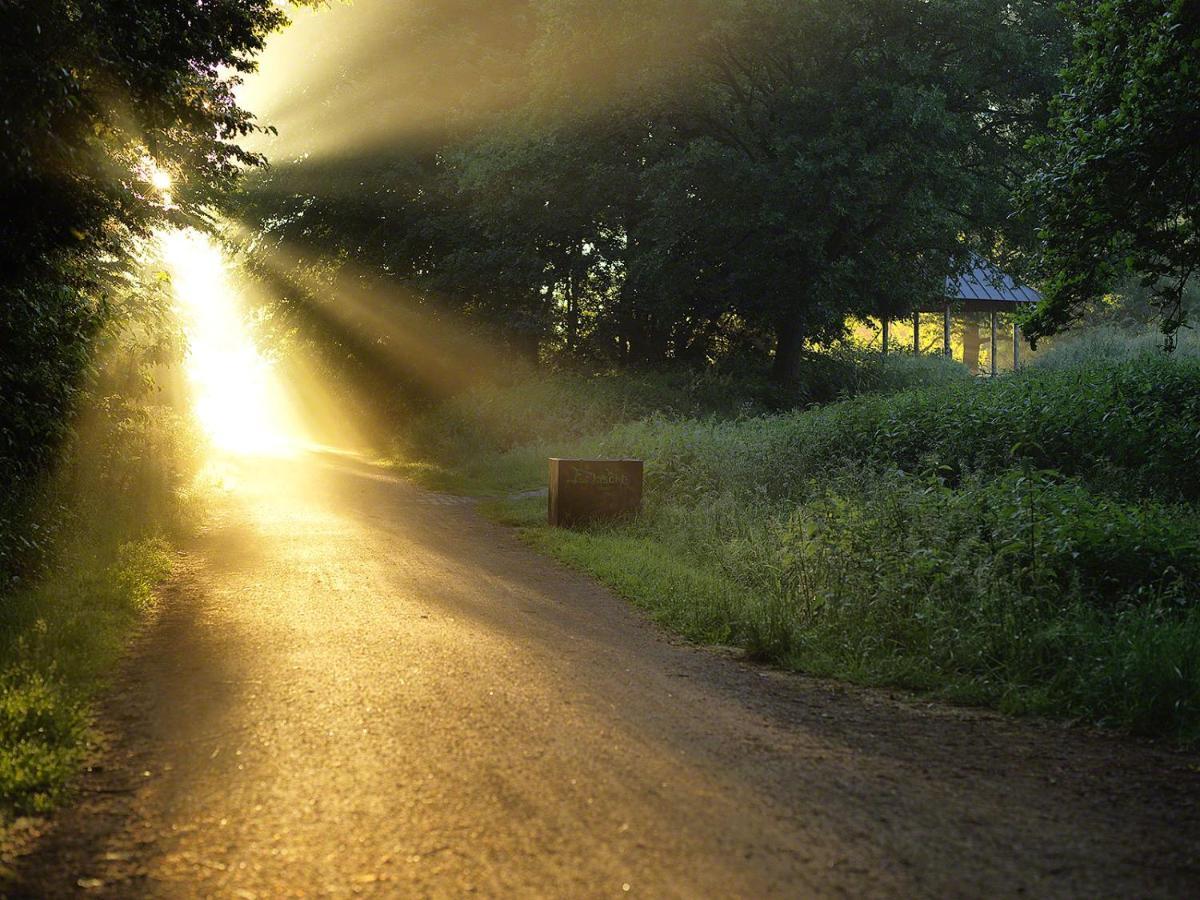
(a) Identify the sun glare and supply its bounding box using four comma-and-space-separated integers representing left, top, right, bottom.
162, 228, 303, 456
150, 168, 173, 192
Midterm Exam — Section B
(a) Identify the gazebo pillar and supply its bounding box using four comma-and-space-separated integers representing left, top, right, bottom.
943, 305, 952, 359
989, 311, 998, 377
881, 318, 889, 356
913, 312, 920, 355
1013, 322, 1021, 370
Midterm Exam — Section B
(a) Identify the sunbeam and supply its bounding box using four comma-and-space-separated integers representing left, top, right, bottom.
162, 228, 306, 456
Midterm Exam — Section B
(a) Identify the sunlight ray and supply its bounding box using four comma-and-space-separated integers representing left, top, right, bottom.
161, 228, 306, 456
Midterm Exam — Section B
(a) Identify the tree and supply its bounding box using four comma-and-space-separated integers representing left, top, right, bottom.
1, 0, 295, 554
1023, 0, 1200, 347
238, 0, 1065, 381
648, 0, 1065, 379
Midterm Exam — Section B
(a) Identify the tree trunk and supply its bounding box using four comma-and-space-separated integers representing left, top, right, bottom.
565, 270, 578, 354
772, 310, 804, 382
509, 326, 540, 364
627, 311, 669, 364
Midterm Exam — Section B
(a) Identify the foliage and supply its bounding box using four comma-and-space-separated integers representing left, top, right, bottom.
0, 392, 198, 814
394, 349, 969, 488
1024, 0, 1200, 345
396, 368, 776, 464
1031, 323, 1200, 370
590, 355, 1200, 506
1, 0, 289, 282
241, 0, 1065, 381
0, 533, 177, 814
0, 251, 192, 584
406, 353, 1200, 741
580, 464, 1199, 739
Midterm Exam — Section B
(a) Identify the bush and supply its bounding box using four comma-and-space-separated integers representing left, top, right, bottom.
728, 465, 1200, 736
788, 346, 972, 401
1, 308, 199, 814
1033, 324, 1200, 370
396, 349, 971, 469
396, 368, 752, 464
587, 354, 1200, 507
2, 393, 199, 589
0, 671, 87, 814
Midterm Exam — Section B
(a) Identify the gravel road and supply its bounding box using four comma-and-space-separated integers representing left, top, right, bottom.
8, 451, 1200, 897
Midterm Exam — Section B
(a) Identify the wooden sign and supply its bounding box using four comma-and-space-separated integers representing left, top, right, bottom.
548, 458, 643, 527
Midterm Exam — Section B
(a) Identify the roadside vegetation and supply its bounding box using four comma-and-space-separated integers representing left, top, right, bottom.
392, 350, 969, 493
396, 332, 1200, 743
0, 318, 202, 817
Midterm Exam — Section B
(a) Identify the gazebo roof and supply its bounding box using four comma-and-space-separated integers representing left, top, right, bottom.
914, 256, 1042, 313
948, 256, 1042, 304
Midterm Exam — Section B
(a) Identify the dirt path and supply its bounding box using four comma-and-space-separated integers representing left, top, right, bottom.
7, 451, 1200, 897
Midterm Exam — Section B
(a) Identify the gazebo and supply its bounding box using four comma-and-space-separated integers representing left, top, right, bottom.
881, 257, 1042, 375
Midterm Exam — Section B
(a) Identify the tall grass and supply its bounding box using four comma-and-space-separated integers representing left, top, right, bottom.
702, 466, 1199, 736
1033, 323, 1200, 370
394, 350, 968, 493
584, 353, 1200, 506
403, 342, 1200, 742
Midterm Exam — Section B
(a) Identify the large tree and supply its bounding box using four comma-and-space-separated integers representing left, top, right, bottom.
1024, 0, 1200, 346
633, 0, 1065, 377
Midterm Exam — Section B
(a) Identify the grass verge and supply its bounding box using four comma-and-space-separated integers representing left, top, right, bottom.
0, 536, 174, 814
0, 400, 200, 819
407, 344, 1200, 744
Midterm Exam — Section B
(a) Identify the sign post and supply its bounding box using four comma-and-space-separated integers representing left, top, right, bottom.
548, 458, 644, 527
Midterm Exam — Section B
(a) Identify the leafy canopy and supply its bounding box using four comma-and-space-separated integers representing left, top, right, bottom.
0, 0, 298, 537
242, 0, 1065, 381
1024, 0, 1200, 347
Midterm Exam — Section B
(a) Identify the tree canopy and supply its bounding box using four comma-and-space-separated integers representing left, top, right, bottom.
241, 0, 1066, 381
1024, 0, 1200, 346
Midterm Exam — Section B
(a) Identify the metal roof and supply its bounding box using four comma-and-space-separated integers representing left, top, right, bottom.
946, 256, 1042, 305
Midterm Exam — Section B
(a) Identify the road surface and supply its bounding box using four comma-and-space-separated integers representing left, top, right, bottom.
9, 451, 1200, 897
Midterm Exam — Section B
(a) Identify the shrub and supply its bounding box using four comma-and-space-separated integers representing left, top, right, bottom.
589, 354, 1200, 507
394, 367, 778, 464
0, 324, 198, 813
789, 347, 971, 401
0, 671, 87, 814
743, 465, 1200, 735
1033, 324, 1200, 371
395, 348, 972, 466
